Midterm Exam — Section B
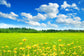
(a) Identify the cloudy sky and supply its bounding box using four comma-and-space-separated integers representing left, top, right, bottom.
0, 0, 84, 30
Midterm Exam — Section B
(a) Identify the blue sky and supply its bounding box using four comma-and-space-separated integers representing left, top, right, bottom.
0, 0, 84, 30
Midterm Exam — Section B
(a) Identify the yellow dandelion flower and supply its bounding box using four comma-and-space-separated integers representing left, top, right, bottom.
73, 46, 76, 49
73, 52, 77, 55
19, 42, 23, 45
61, 51, 65, 55
22, 54, 25, 56
59, 44, 64, 47
5, 46, 8, 48
20, 47, 23, 50
45, 43, 48, 45
53, 52, 57, 56
71, 42, 74, 45
3, 50, 6, 53
53, 48, 57, 51
2, 46, 4, 48
33, 50, 36, 52
14, 51, 17, 54
26, 45, 31, 49
82, 51, 84, 54
67, 44, 71, 46
14, 48, 17, 51
78, 46, 81, 48
22, 39, 27, 41
53, 45, 56, 48
7, 50, 11, 53
58, 39, 62, 42
46, 47, 50, 50
27, 54, 29, 56
42, 47, 45, 49
42, 53, 46, 56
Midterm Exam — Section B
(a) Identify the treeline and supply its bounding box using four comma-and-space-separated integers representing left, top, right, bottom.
0, 28, 84, 33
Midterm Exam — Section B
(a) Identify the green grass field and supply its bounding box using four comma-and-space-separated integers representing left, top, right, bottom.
0, 33, 84, 56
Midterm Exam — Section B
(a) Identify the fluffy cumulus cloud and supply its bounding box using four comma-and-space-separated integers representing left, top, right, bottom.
48, 21, 58, 28
0, 12, 18, 20
25, 21, 46, 27
36, 3, 59, 18
21, 12, 46, 21
0, 0, 11, 7
56, 14, 83, 28
61, 1, 79, 11
61, 1, 70, 9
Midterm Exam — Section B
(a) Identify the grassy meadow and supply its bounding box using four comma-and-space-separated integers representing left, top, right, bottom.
0, 33, 84, 56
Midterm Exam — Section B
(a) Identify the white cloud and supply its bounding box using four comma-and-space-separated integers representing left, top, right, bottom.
36, 3, 59, 18
65, 9, 69, 11
27, 21, 41, 26
71, 3, 79, 10
0, 12, 18, 20
21, 12, 46, 21
61, 1, 79, 11
25, 21, 46, 27
48, 21, 58, 28
74, 17, 81, 21
0, 23, 19, 28
0, 0, 11, 7
41, 23, 46, 27
61, 1, 70, 9
56, 14, 82, 27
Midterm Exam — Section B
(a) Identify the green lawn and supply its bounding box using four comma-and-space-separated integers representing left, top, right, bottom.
0, 33, 84, 56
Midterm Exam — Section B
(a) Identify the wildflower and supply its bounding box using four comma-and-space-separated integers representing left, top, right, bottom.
14, 51, 17, 54
59, 44, 64, 47
46, 47, 50, 50
73, 52, 77, 55
67, 44, 71, 46
42, 47, 45, 49
45, 43, 48, 45
22, 54, 25, 56
2, 46, 4, 48
53, 48, 57, 51
14, 48, 17, 51
71, 42, 74, 45
20, 47, 23, 50
53, 52, 57, 56
8, 50, 11, 53
53, 45, 56, 48
78, 46, 81, 48
5, 46, 8, 48
33, 50, 36, 52
73, 46, 76, 49
32, 44, 38, 48
58, 39, 62, 42
42, 53, 46, 56
19, 42, 23, 45
82, 51, 84, 54
26, 45, 31, 49
27, 54, 29, 56
3, 50, 6, 53
61, 51, 65, 55
22, 39, 27, 41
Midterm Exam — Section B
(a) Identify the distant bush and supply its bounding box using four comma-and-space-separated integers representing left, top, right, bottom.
0, 28, 84, 33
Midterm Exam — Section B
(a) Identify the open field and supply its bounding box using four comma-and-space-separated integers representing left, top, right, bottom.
0, 33, 84, 56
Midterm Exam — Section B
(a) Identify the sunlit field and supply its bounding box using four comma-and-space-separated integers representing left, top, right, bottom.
0, 33, 84, 56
